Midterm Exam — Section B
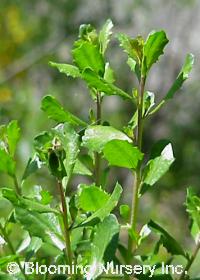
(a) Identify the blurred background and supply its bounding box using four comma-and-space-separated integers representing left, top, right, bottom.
0, 0, 200, 276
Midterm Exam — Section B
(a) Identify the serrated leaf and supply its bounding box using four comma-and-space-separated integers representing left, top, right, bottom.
165, 53, 194, 100
142, 30, 169, 76
0, 149, 15, 177
89, 215, 119, 279
142, 143, 175, 187
79, 182, 122, 227
82, 68, 132, 100
79, 24, 98, 44
7, 120, 20, 157
72, 40, 105, 75
14, 207, 64, 251
148, 220, 186, 258
99, 19, 113, 54
78, 184, 110, 212
149, 53, 194, 115
41, 95, 86, 126
82, 125, 132, 153
103, 139, 143, 169
117, 33, 144, 64
49, 61, 81, 78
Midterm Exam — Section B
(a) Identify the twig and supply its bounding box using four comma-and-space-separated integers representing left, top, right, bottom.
128, 76, 146, 256
94, 92, 102, 186
57, 180, 73, 266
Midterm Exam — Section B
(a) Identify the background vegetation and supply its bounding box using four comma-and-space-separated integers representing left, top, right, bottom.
0, 0, 200, 276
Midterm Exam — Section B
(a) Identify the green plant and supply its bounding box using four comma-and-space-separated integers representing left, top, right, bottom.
0, 20, 199, 280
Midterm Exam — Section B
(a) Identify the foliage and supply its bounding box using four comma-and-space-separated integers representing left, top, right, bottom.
0, 20, 198, 280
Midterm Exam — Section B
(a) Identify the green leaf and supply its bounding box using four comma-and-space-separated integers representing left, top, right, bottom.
22, 154, 43, 180
82, 68, 132, 100
90, 215, 119, 279
79, 24, 98, 44
127, 57, 141, 81
40, 190, 53, 205
0, 149, 15, 177
0, 255, 19, 267
53, 123, 80, 184
48, 150, 66, 179
104, 62, 115, 84
73, 159, 92, 176
2, 188, 59, 214
79, 182, 122, 227
120, 204, 130, 222
49, 61, 81, 78
103, 139, 143, 169
142, 143, 175, 187
149, 53, 194, 115
117, 33, 144, 64
142, 30, 169, 76
186, 188, 200, 242
165, 53, 194, 100
148, 220, 186, 258
117, 33, 143, 80
72, 40, 105, 75
78, 184, 110, 212
25, 237, 43, 260
143, 91, 155, 116
34, 131, 52, 153
0, 272, 17, 280
99, 19, 113, 54
138, 224, 151, 246
150, 139, 171, 159
7, 120, 20, 157
82, 125, 132, 153
14, 207, 64, 250
41, 95, 86, 126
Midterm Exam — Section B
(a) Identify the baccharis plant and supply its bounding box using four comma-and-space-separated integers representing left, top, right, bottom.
0, 19, 199, 280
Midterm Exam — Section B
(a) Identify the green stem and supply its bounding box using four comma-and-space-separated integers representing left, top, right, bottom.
58, 180, 73, 266
0, 223, 28, 280
94, 92, 102, 186
13, 174, 21, 195
179, 240, 200, 280
128, 76, 146, 256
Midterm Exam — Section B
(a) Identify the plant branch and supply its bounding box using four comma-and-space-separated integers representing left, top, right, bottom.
179, 240, 200, 280
94, 92, 102, 186
128, 76, 146, 255
0, 223, 28, 280
58, 180, 73, 266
